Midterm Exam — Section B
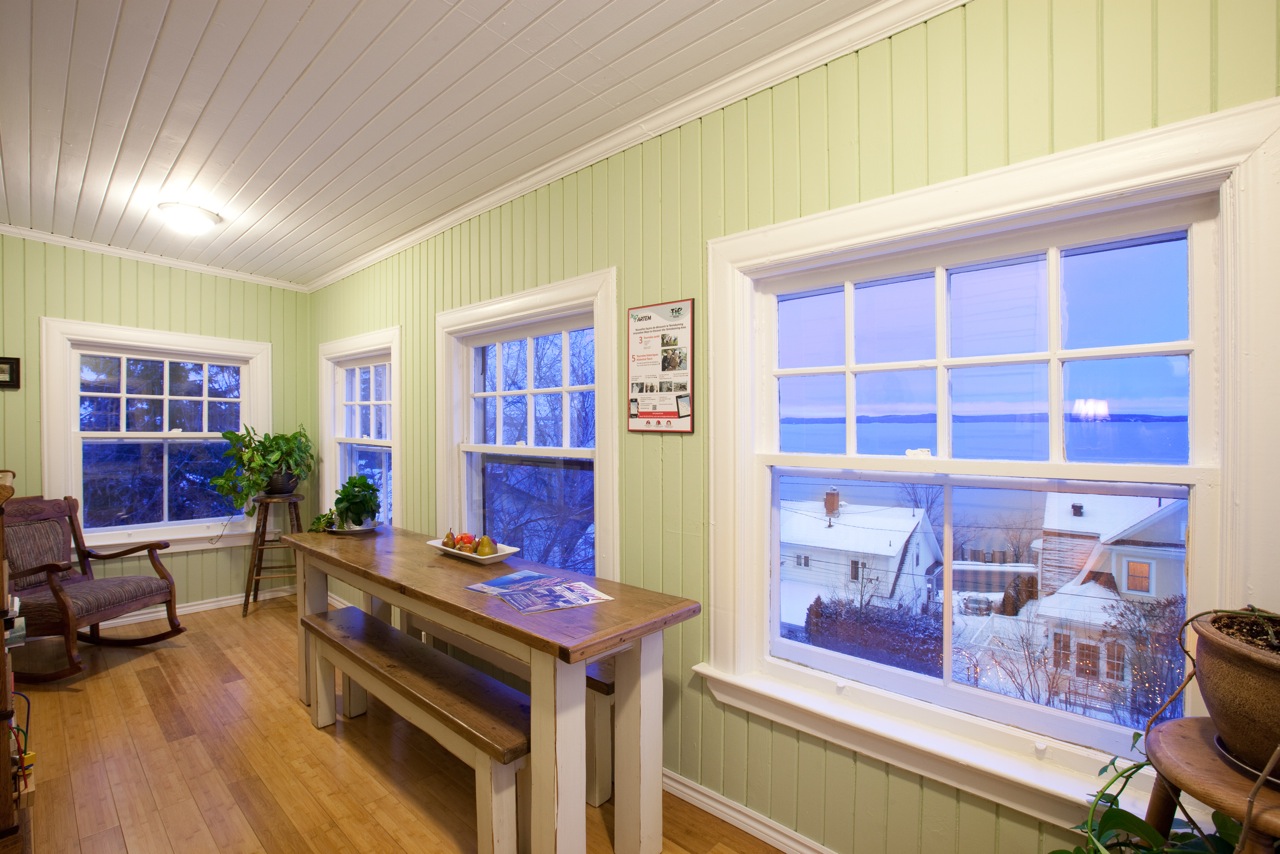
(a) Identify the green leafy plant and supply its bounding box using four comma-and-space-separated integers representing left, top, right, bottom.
333, 474, 380, 528
307, 509, 335, 533
210, 425, 315, 516
1052, 733, 1242, 854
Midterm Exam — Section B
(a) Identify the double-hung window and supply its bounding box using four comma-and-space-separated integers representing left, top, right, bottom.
436, 271, 618, 579
319, 329, 400, 526
42, 318, 270, 548
701, 104, 1280, 814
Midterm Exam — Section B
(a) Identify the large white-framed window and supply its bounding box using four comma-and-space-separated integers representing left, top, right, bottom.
436, 270, 618, 579
318, 328, 401, 526
698, 100, 1280, 825
41, 318, 271, 551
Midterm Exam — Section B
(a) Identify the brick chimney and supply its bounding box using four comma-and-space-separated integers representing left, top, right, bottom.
824, 488, 840, 518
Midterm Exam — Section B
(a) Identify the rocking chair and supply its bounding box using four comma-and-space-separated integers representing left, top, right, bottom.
0, 494, 184, 681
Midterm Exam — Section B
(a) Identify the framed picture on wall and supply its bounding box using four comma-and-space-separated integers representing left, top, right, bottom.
0, 358, 18, 390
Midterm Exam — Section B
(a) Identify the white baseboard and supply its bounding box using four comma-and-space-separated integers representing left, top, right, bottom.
663, 771, 830, 854
96, 587, 357, 630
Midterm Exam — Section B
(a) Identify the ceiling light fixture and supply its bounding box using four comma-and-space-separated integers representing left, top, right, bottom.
156, 202, 223, 235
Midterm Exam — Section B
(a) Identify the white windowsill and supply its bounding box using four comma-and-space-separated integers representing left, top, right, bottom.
693, 661, 1158, 829
84, 524, 255, 554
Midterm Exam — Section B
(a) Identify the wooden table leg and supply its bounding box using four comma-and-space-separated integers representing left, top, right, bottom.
614, 632, 664, 854
529, 651, 586, 854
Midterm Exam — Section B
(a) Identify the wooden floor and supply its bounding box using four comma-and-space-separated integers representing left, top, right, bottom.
10, 596, 779, 854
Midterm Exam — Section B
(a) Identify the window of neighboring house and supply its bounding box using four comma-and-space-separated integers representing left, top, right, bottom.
1106, 641, 1126, 682
1053, 632, 1072, 671
42, 318, 270, 549
697, 106, 1280, 815
850, 560, 860, 581
319, 329, 400, 527
1076, 643, 1101, 680
436, 271, 618, 579
1126, 560, 1152, 594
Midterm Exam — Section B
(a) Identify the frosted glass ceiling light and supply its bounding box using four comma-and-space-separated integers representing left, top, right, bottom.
156, 202, 222, 235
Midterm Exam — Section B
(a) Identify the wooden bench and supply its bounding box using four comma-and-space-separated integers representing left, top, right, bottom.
302, 607, 530, 854
399, 612, 617, 806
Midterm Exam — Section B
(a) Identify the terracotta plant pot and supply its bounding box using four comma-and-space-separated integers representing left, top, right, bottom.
1191, 612, 1280, 772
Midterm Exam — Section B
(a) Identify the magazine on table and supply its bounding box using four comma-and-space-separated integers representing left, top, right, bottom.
497, 581, 613, 614
468, 568, 613, 613
466, 568, 558, 595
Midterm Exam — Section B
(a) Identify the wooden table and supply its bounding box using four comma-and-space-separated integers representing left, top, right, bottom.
1145, 717, 1280, 853
284, 527, 701, 854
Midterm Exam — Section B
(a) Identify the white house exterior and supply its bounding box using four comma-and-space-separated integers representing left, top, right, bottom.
778, 491, 943, 626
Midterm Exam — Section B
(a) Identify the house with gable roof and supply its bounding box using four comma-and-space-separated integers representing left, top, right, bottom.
777, 488, 944, 628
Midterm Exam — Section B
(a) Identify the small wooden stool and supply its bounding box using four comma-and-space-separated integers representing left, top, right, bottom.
242, 493, 303, 617
1145, 717, 1280, 854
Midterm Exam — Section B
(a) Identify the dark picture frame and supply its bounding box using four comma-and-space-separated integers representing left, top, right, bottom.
0, 358, 18, 390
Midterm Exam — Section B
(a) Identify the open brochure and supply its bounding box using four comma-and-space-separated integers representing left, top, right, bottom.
497, 581, 613, 614
468, 569, 613, 613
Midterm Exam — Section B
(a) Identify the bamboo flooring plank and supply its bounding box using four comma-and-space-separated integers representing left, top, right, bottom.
114, 808, 175, 854
31, 773, 79, 853
184, 768, 266, 854
302, 821, 364, 854
138, 743, 194, 809
227, 776, 316, 854
363, 790, 454, 851
79, 825, 127, 854
158, 798, 220, 853
133, 667, 196, 742
169, 734, 217, 781
197, 719, 263, 785
69, 759, 119, 838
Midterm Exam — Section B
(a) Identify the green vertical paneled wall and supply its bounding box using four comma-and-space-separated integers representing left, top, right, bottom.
0, 236, 315, 605
311, 3, 1279, 852
2, 0, 1277, 850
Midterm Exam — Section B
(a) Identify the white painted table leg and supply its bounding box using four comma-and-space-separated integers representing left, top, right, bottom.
613, 632, 664, 854
585, 690, 613, 807
528, 651, 586, 854
298, 555, 331, 705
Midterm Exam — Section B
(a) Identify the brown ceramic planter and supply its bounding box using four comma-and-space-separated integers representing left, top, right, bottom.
1191, 612, 1280, 772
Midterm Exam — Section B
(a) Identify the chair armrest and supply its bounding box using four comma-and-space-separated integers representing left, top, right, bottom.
84, 541, 171, 561
9, 561, 75, 582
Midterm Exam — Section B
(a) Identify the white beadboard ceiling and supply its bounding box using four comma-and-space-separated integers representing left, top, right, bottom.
0, 0, 945, 290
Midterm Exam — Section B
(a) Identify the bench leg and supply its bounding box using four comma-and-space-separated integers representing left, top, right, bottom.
342, 675, 368, 718
585, 691, 613, 807
475, 753, 521, 854
311, 647, 337, 728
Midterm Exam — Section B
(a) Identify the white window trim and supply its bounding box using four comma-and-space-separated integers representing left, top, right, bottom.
698, 98, 1280, 828
318, 327, 402, 524
41, 317, 271, 552
435, 269, 619, 580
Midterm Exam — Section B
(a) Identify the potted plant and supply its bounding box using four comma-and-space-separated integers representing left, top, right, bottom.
211, 425, 315, 517
1053, 606, 1280, 853
309, 475, 381, 532
334, 474, 380, 529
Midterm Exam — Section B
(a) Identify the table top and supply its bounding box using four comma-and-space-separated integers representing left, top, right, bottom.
1147, 717, 1280, 837
284, 526, 701, 664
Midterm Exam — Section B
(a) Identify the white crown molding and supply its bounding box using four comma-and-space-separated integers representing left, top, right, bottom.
306, 0, 967, 292
0, 222, 305, 292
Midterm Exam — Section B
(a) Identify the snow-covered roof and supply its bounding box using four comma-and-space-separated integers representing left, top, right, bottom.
779, 500, 922, 557
1037, 578, 1122, 625
1042, 493, 1178, 543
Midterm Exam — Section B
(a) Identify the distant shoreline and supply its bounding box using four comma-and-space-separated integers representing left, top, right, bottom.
781, 414, 1188, 425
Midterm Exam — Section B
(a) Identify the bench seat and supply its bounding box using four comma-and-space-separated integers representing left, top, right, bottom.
303, 606, 530, 853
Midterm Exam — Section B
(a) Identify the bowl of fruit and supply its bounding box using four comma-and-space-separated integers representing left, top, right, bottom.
427, 529, 520, 565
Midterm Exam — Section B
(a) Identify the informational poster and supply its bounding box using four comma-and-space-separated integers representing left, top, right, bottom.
627, 299, 693, 433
